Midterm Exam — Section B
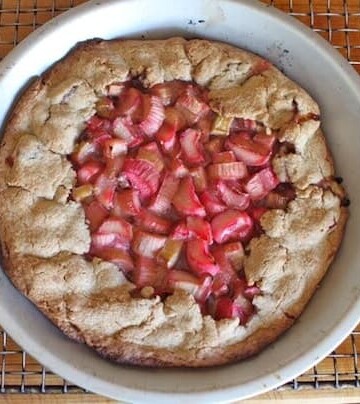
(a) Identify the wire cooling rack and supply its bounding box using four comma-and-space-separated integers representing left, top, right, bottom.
0, 0, 359, 398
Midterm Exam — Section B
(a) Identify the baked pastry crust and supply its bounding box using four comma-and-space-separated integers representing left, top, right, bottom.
0, 37, 347, 367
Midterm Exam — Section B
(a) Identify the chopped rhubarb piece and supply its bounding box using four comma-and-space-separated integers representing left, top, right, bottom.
77, 161, 103, 184
112, 116, 145, 148
217, 181, 250, 210
211, 274, 230, 298
72, 184, 93, 202
135, 209, 172, 235
167, 270, 212, 303
84, 200, 109, 232
190, 166, 208, 193
179, 129, 205, 165
211, 247, 236, 281
113, 189, 141, 217
71, 141, 99, 166
132, 231, 167, 258
172, 177, 206, 217
97, 217, 133, 248
115, 87, 142, 117
205, 137, 224, 154
164, 106, 187, 131
199, 190, 227, 217
86, 116, 112, 136
244, 167, 280, 200
104, 156, 124, 178
233, 292, 255, 324
211, 115, 233, 136
91, 232, 118, 250
155, 122, 177, 153
186, 217, 213, 244
208, 162, 247, 180
225, 133, 270, 166
93, 247, 134, 273
139, 95, 165, 136
186, 239, 219, 276
94, 173, 117, 209
133, 256, 167, 289
150, 81, 188, 106
148, 173, 179, 215
176, 86, 210, 117
103, 138, 128, 158
253, 132, 276, 149
171, 221, 191, 240
137, 142, 164, 173
95, 97, 115, 119
231, 118, 257, 132
212, 151, 236, 163
122, 158, 160, 200
196, 113, 215, 142
211, 210, 253, 244
157, 239, 183, 268
214, 297, 238, 320
168, 158, 189, 178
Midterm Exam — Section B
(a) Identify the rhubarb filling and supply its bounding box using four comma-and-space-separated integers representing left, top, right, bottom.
69, 80, 295, 323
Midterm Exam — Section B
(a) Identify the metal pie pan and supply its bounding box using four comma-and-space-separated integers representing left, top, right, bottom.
0, 0, 359, 402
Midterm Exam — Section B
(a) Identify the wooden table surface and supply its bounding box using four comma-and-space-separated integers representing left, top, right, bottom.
0, 0, 359, 402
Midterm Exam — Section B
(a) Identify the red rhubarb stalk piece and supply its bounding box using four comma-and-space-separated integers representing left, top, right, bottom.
208, 162, 248, 180
155, 122, 177, 153
103, 138, 128, 158
179, 129, 206, 165
186, 239, 219, 276
97, 217, 133, 248
172, 176, 206, 217
135, 209, 172, 235
84, 200, 109, 232
211, 209, 253, 244
244, 167, 280, 200
132, 231, 167, 258
139, 95, 165, 136
186, 216, 213, 244
190, 166, 208, 193
217, 181, 250, 210
112, 189, 141, 218
167, 270, 212, 303
225, 132, 271, 166
94, 173, 117, 209
122, 158, 160, 200
77, 161, 103, 184
199, 190, 227, 217
133, 256, 167, 289
212, 151, 236, 164
148, 173, 179, 215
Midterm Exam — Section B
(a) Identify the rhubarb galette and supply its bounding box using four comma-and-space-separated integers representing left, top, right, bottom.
0, 38, 348, 367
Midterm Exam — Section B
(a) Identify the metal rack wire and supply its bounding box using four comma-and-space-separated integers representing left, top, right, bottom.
0, 0, 359, 396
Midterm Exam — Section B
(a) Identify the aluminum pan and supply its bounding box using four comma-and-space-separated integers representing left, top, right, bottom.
0, 0, 359, 402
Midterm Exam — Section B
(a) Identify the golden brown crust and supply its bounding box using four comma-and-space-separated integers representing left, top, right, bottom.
0, 37, 348, 367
